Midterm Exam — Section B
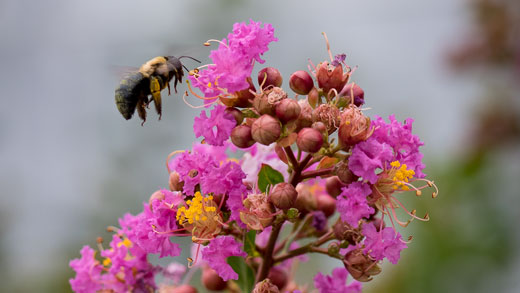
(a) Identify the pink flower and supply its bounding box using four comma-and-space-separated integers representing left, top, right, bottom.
189, 20, 277, 99
192, 142, 229, 163
100, 234, 156, 291
227, 19, 277, 64
69, 246, 103, 293
314, 267, 362, 293
202, 160, 248, 227
362, 222, 407, 264
200, 160, 247, 197
194, 105, 236, 146
169, 143, 249, 227
371, 115, 425, 177
170, 148, 218, 195
207, 44, 252, 93
201, 236, 247, 281
348, 138, 393, 184
337, 182, 375, 226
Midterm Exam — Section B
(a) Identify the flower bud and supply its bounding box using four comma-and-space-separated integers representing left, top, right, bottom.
202, 266, 227, 291
258, 67, 283, 89
275, 99, 301, 122
289, 70, 314, 95
251, 115, 282, 145
307, 87, 319, 108
270, 183, 298, 210
295, 184, 318, 215
334, 161, 358, 184
338, 106, 373, 147
253, 93, 275, 115
312, 121, 327, 134
339, 83, 365, 107
225, 107, 244, 125
149, 190, 165, 208
332, 219, 362, 243
325, 176, 346, 198
296, 128, 323, 153
169, 172, 183, 191
296, 99, 313, 130
253, 278, 280, 293
231, 125, 255, 148
312, 104, 340, 134
316, 62, 349, 96
316, 194, 336, 217
268, 266, 288, 290
343, 248, 382, 282
328, 241, 341, 255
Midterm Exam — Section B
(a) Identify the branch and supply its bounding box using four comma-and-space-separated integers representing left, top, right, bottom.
273, 231, 335, 264
284, 146, 298, 169
255, 220, 284, 283
300, 167, 334, 180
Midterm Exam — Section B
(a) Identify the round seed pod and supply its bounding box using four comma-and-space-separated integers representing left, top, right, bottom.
270, 182, 298, 210
296, 128, 323, 153
275, 98, 301, 122
231, 125, 255, 148
289, 70, 314, 95
258, 67, 283, 89
251, 115, 281, 145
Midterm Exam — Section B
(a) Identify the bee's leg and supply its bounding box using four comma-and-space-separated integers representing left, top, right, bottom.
149, 76, 162, 120
167, 82, 171, 96
173, 76, 179, 94
136, 96, 147, 126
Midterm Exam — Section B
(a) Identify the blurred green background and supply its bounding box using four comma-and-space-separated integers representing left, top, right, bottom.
0, 0, 519, 292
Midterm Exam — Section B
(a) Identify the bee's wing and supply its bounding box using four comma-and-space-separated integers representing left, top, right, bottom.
110, 65, 140, 80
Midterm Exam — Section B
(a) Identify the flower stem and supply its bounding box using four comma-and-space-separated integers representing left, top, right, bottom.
300, 167, 334, 180
273, 231, 335, 263
255, 220, 284, 283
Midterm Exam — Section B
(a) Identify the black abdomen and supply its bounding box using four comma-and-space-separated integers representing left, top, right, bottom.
115, 72, 149, 120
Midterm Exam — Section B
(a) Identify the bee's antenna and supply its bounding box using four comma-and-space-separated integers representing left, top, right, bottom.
178, 56, 201, 63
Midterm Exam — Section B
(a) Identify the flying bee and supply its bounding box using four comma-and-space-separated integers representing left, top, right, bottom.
115, 55, 200, 124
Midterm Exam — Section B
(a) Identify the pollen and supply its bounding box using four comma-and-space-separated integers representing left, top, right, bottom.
117, 238, 132, 248
390, 161, 415, 190
103, 258, 111, 266
176, 192, 217, 225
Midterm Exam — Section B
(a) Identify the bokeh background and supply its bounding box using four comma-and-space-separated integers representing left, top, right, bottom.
1, 0, 519, 292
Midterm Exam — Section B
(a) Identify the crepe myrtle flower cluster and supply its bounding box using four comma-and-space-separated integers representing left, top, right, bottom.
70, 20, 439, 293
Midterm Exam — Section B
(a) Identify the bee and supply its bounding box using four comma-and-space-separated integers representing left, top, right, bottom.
115, 55, 200, 124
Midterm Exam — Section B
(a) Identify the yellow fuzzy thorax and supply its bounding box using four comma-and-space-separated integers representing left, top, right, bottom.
139, 56, 167, 78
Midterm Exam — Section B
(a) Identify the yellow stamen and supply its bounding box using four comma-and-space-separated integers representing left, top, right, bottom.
103, 258, 111, 266
117, 238, 132, 248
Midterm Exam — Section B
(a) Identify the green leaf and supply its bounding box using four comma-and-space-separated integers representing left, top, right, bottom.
243, 230, 260, 257
227, 256, 255, 292
257, 164, 285, 193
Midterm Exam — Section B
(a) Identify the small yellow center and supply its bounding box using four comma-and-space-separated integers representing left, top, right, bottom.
176, 192, 217, 225
390, 161, 415, 190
